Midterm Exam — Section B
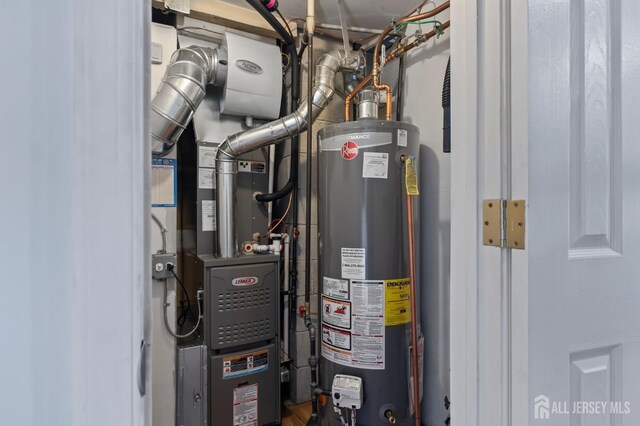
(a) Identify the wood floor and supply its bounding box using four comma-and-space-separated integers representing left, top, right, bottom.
281, 402, 311, 426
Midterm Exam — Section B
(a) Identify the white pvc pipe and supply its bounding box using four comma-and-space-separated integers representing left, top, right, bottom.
307, 0, 315, 34
317, 22, 383, 35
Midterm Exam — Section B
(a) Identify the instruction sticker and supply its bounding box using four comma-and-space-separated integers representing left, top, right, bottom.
322, 324, 351, 351
198, 167, 215, 189
341, 248, 366, 279
398, 128, 408, 147
351, 334, 384, 369
322, 296, 351, 330
233, 384, 258, 426
362, 152, 389, 179
385, 278, 411, 326
351, 280, 384, 316
323, 277, 349, 300
199, 145, 218, 168
201, 200, 216, 232
350, 280, 385, 369
223, 349, 269, 380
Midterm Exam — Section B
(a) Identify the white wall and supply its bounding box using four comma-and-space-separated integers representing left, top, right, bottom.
0, 1, 150, 425
150, 23, 178, 426
401, 16, 451, 426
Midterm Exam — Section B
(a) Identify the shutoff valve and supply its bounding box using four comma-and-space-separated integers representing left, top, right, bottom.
332, 374, 363, 410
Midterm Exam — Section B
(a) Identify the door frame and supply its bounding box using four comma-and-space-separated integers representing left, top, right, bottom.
450, 0, 529, 424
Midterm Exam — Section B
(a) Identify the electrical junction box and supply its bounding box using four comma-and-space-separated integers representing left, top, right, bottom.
152, 253, 177, 280
332, 374, 364, 409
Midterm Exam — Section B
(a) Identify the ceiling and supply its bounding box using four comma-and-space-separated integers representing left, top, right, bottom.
222, 0, 428, 37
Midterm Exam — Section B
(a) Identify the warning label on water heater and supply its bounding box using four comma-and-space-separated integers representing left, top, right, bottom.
323, 276, 349, 300
321, 279, 385, 370
341, 248, 366, 279
362, 152, 389, 179
322, 296, 351, 329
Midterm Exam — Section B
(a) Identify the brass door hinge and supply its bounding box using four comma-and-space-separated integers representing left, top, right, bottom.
483, 199, 525, 249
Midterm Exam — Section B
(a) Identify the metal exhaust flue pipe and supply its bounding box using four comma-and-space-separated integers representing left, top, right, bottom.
150, 46, 227, 156
215, 48, 363, 257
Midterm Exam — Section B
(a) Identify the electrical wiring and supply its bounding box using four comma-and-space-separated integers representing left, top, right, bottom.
151, 213, 167, 254
172, 268, 192, 326
276, 9, 294, 39
163, 267, 202, 339
262, 190, 294, 237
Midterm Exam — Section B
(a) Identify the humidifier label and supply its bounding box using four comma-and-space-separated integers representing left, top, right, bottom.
233, 383, 258, 426
322, 324, 351, 351
322, 296, 351, 330
398, 128, 408, 147
323, 277, 349, 300
341, 248, 366, 279
362, 152, 389, 179
223, 349, 269, 380
385, 278, 411, 326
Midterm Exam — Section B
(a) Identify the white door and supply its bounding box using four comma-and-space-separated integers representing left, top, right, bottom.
451, 1, 640, 425
527, 0, 640, 424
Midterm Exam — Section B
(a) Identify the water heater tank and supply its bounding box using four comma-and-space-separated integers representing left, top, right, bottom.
318, 120, 421, 425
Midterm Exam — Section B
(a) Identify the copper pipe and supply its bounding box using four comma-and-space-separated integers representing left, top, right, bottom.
344, 20, 450, 121
344, 74, 372, 121
407, 192, 420, 426
372, 0, 450, 120
385, 20, 451, 63
401, 156, 421, 426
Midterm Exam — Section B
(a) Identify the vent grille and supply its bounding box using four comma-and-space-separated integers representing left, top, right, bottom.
217, 288, 270, 312
217, 319, 271, 345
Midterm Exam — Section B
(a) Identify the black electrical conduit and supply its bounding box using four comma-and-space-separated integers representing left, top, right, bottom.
245, 0, 301, 203
442, 56, 451, 153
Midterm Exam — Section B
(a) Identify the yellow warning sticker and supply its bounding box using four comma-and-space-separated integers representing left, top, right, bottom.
385, 278, 411, 326
405, 156, 420, 196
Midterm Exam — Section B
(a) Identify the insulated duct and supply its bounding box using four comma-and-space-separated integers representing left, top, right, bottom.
216, 48, 364, 257
151, 46, 227, 156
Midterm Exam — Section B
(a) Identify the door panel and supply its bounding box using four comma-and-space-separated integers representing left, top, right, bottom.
529, 0, 640, 424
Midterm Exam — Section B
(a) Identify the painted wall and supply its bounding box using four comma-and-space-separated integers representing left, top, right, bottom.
402, 15, 452, 426
150, 23, 178, 426
0, 0, 150, 425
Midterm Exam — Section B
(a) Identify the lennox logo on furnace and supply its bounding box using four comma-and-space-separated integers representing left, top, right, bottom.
232, 276, 259, 286
342, 141, 359, 160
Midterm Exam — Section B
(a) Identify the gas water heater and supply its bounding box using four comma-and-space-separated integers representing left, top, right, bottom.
318, 118, 421, 425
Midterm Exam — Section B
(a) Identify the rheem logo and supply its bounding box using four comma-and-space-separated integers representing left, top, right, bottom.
341, 141, 359, 160
232, 276, 259, 286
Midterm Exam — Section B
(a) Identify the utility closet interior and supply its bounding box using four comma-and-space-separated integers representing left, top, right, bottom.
150, 1, 450, 425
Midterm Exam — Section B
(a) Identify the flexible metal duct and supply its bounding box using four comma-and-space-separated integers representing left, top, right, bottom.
151, 46, 227, 156
216, 49, 363, 257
